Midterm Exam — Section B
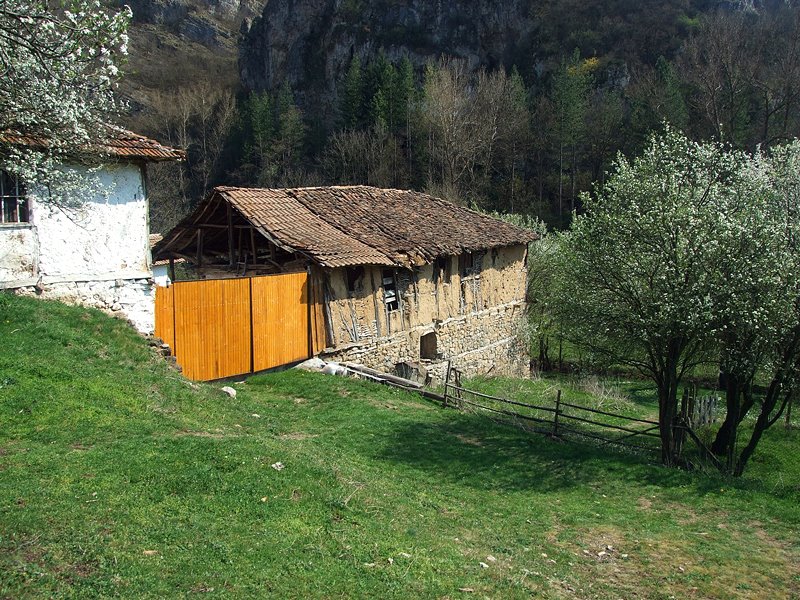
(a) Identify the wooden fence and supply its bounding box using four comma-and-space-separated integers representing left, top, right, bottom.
442, 364, 662, 454
154, 272, 326, 381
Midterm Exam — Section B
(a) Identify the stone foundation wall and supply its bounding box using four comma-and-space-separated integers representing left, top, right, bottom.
14, 278, 155, 334
321, 300, 529, 384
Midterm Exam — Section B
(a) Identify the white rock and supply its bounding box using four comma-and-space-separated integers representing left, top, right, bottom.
220, 386, 237, 398
296, 357, 326, 371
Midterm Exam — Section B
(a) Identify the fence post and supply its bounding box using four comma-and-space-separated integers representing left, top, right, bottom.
443, 360, 452, 408
553, 389, 562, 437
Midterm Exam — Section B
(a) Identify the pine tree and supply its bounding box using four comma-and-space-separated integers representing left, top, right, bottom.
342, 56, 364, 129
551, 49, 591, 219
655, 56, 689, 131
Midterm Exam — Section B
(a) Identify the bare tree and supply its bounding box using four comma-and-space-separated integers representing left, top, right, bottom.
322, 124, 406, 188
418, 58, 530, 207
133, 81, 238, 231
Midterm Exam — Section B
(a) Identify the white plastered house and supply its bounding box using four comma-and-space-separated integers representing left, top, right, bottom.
0, 129, 184, 332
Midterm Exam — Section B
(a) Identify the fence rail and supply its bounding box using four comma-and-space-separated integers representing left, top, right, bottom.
442, 363, 663, 454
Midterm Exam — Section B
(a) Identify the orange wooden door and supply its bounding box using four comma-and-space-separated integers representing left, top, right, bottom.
172, 278, 252, 380
251, 272, 310, 372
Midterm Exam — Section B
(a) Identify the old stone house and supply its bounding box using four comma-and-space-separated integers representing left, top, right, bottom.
153, 185, 536, 381
0, 129, 184, 332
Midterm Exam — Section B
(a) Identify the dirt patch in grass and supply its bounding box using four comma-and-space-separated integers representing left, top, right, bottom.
278, 432, 319, 441
568, 523, 800, 600
455, 434, 484, 447
173, 430, 235, 439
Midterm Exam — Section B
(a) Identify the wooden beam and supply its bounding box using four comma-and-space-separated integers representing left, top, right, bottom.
196, 229, 204, 267
227, 203, 235, 267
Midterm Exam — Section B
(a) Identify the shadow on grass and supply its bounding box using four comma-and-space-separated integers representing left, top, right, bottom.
375, 409, 742, 498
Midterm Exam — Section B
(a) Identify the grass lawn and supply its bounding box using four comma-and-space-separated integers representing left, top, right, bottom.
1, 295, 799, 598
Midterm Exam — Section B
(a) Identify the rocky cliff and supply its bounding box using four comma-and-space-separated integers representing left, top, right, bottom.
239, 0, 713, 115
239, 0, 538, 110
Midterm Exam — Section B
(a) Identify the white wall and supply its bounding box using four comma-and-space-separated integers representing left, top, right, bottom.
153, 264, 172, 287
31, 163, 150, 282
0, 224, 37, 283
0, 162, 156, 333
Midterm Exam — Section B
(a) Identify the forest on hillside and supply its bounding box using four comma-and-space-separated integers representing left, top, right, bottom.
126, 1, 800, 233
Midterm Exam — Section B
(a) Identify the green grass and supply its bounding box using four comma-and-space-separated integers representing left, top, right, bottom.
1, 295, 799, 598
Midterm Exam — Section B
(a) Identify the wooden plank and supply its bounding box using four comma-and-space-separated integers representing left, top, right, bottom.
154, 285, 175, 350
172, 278, 251, 380
310, 273, 327, 354
251, 272, 310, 371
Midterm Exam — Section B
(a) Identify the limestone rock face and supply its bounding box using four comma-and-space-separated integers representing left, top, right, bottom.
122, 0, 262, 46
239, 0, 537, 115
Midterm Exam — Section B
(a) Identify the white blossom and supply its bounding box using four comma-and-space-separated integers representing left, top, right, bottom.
0, 0, 131, 207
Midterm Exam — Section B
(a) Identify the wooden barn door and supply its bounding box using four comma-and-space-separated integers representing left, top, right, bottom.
154, 272, 323, 381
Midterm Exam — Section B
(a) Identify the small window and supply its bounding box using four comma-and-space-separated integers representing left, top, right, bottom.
345, 266, 364, 294
433, 256, 450, 285
382, 269, 399, 311
420, 331, 438, 359
459, 252, 481, 277
1, 171, 28, 224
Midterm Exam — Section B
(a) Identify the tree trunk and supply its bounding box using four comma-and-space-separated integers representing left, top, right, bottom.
711, 371, 739, 456
657, 339, 683, 466
735, 380, 780, 477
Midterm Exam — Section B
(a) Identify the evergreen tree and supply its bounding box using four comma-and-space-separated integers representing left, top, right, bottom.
655, 56, 689, 130
244, 92, 274, 168
367, 52, 397, 128
551, 49, 591, 220
342, 56, 364, 128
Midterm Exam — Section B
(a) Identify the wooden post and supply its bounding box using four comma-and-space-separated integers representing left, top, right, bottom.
306, 270, 313, 359
443, 360, 452, 408
168, 257, 176, 282
196, 229, 204, 268
250, 228, 257, 267
227, 204, 235, 267
553, 389, 562, 436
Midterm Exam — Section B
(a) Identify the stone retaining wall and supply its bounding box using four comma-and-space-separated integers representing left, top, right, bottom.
14, 278, 155, 333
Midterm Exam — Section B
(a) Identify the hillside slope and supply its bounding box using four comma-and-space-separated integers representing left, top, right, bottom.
0, 295, 798, 597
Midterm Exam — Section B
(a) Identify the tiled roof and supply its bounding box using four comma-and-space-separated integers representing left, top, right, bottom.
101, 128, 185, 161
219, 187, 395, 268
149, 233, 184, 266
0, 127, 184, 162
155, 185, 537, 268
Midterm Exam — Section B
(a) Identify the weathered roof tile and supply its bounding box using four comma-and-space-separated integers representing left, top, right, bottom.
155, 185, 537, 268
0, 127, 185, 162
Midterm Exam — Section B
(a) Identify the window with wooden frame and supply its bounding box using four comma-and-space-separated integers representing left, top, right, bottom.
0, 170, 28, 224
382, 268, 399, 311
459, 251, 482, 278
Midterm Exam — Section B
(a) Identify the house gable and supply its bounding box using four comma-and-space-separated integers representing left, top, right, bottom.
0, 128, 183, 333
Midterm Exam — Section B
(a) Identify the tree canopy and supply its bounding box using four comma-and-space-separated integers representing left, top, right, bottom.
555, 128, 800, 472
0, 0, 131, 205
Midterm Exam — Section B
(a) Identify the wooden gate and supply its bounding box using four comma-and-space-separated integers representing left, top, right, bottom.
154, 272, 326, 381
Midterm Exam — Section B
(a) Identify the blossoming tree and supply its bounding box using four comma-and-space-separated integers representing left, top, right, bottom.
555, 128, 800, 470
0, 0, 131, 205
